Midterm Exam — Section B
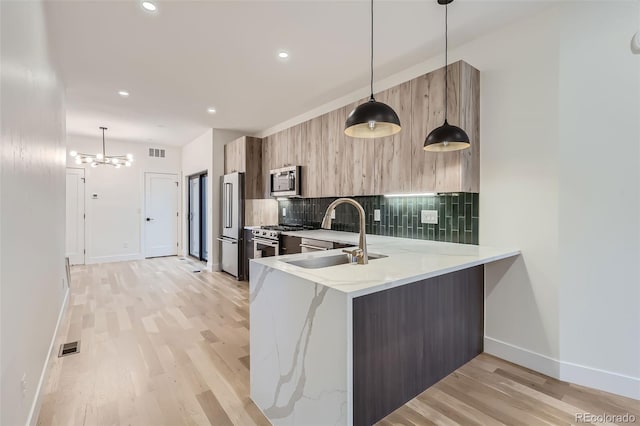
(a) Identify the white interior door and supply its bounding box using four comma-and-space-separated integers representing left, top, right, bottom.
65, 168, 85, 265
189, 176, 200, 258
145, 173, 179, 258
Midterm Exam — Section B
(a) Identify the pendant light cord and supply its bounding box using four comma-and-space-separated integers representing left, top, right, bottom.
444, 2, 448, 122
102, 127, 106, 159
369, 0, 374, 101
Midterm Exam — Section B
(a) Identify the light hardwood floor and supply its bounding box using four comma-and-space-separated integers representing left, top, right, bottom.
38, 258, 639, 426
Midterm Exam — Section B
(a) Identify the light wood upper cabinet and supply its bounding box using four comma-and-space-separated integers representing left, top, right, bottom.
260, 60, 479, 198
223, 136, 263, 199
224, 137, 245, 174
374, 81, 413, 195
411, 61, 479, 193
301, 116, 323, 198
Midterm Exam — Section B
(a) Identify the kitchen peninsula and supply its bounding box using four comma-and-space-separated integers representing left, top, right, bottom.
249, 231, 519, 426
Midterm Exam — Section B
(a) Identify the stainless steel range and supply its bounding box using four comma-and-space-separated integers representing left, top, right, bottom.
251, 225, 305, 258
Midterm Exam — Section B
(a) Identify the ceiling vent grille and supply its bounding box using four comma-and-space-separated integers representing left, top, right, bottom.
149, 148, 165, 158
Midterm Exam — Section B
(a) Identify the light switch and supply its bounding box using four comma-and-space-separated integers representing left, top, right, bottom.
421, 210, 438, 224
374, 209, 381, 222
282, 207, 287, 217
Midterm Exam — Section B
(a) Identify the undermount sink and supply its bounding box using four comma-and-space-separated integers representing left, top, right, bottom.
284, 253, 388, 269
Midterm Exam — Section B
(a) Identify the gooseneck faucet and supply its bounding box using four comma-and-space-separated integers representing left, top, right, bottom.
321, 198, 368, 265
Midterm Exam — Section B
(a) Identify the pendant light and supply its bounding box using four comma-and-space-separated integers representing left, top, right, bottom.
424, 0, 470, 152
344, 0, 401, 138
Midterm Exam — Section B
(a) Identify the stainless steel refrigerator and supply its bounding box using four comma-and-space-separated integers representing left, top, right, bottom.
218, 172, 244, 279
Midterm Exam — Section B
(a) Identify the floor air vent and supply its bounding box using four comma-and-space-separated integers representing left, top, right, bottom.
58, 341, 80, 357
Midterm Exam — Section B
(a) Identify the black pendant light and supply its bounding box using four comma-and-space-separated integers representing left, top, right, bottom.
424, 0, 470, 152
344, 0, 401, 138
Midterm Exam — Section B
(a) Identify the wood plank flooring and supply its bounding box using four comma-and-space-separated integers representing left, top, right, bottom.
37, 258, 639, 426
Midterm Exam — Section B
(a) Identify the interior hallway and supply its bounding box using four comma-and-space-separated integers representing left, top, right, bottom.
37, 258, 640, 425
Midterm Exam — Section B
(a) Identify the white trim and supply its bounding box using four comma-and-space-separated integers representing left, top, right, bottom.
485, 337, 640, 400
26, 287, 70, 426
86, 253, 144, 264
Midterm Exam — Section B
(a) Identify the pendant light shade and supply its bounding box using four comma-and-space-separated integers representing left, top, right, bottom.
345, 0, 401, 139
344, 98, 401, 138
424, 0, 470, 152
424, 120, 470, 152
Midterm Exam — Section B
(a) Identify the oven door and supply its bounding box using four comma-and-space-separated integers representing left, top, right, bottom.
253, 237, 279, 258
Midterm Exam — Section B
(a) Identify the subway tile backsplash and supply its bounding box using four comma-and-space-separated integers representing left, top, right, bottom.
278, 193, 479, 245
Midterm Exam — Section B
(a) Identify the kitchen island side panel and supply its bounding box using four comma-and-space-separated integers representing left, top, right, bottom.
352, 265, 484, 426
249, 261, 350, 426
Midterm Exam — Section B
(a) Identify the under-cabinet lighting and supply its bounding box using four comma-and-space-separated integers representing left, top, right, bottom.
384, 193, 436, 198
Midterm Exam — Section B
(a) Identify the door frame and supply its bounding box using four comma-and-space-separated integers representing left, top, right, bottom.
66, 167, 86, 265
143, 172, 180, 258
187, 171, 208, 262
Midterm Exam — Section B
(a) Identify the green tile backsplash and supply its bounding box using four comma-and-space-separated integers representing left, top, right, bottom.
278, 193, 479, 245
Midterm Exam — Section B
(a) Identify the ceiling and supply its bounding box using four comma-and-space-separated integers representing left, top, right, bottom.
44, 0, 552, 146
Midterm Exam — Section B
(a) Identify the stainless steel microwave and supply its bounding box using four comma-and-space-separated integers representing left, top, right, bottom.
270, 166, 301, 197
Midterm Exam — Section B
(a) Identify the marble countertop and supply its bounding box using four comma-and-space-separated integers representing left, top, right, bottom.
251, 230, 520, 298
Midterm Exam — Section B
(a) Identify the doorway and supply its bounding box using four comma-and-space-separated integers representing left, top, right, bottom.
188, 172, 208, 262
66, 168, 85, 265
144, 173, 179, 257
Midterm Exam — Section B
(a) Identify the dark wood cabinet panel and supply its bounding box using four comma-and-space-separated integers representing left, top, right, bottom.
279, 235, 301, 255
243, 228, 254, 281
352, 265, 484, 426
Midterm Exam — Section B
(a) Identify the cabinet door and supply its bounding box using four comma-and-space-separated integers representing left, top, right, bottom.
280, 235, 302, 255
321, 110, 342, 197
302, 116, 323, 198
261, 136, 273, 198
244, 137, 263, 200
287, 123, 304, 167
347, 98, 376, 196
410, 62, 462, 193
224, 142, 233, 174
374, 81, 412, 194
224, 137, 246, 174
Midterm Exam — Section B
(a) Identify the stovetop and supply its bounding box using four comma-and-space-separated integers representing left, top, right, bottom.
252, 224, 316, 240
261, 225, 309, 232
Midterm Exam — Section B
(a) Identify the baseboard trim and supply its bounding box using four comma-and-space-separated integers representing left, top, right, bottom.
485, 337, 640, 400
86, 253, 144, 264
27, 286, 70, 426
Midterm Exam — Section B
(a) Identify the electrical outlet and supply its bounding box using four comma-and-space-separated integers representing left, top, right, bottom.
421, 210, 438, 224
374, 209, 381, 222
282, 207, 287, 217
331, 209, 336, 219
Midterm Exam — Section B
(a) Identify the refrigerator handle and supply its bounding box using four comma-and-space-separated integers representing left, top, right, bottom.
224, 182, 233, 228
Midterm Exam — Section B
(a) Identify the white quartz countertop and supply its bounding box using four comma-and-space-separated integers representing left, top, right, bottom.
251, 230, 520, 298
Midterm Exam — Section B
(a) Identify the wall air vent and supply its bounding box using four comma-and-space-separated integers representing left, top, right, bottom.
149, 148, 166, 158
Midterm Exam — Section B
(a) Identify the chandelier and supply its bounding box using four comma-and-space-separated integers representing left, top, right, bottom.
69, 127, 133, 168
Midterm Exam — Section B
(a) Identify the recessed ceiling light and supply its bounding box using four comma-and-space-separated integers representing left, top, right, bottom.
118, 90, 129, 97
141, 1, 157, 12
207, 107, 216, 114
278, 51, 289, 59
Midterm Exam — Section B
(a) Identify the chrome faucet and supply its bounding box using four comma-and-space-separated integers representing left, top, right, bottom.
321, 198, 368, 265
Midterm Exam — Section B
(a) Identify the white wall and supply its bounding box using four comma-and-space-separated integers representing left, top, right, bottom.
557, 2, 640, 397
66, 135, 182, 264
256, 2, 640, 399
465, 3, 639, 398
181, 129, 244, 272
1, 1, 68, 425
